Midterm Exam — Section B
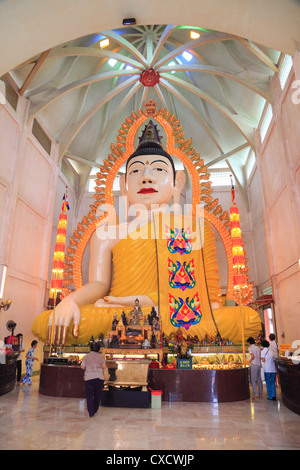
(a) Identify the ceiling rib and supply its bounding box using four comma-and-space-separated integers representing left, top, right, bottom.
158, 64, 272, 101
160, 72, 255, 147
58, 76, 140, 160
149, 25, 176, 68
19, 49, 51, 96
90, 82, 143, 164
48, 46, 144, 69
155, 32, 234, 68
235, 37, 279, 73
27, 68, 141, 122
206, 143, 250, 167
100, 30, 149, 68
160, 77, 224, 153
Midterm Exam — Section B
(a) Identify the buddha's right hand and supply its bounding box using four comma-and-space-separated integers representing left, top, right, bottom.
47, 297, 81, 345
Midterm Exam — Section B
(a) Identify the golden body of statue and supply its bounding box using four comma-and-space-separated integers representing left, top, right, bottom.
32, 122, 261, 345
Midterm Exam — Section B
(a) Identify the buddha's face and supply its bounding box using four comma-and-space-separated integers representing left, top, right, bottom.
125, 154, 175, 209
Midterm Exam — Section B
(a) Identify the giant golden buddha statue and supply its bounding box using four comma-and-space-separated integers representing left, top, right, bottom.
32, 115, 261, 346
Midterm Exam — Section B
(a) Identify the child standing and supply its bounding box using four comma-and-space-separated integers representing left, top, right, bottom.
21, 340, 39, 385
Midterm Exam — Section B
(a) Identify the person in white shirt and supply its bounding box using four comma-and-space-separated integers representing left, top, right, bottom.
81, 342, 106, 417
247, 337, 263, 399
261, 339, 277, 400
268, 333, 279, 358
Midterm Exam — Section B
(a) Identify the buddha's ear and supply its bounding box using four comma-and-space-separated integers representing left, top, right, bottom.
119, 174, 129, 220
119, 174, 127, 197
173, 170, 186, 205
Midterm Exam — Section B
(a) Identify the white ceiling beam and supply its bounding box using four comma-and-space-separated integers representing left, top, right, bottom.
26, 56, 79, 97
235, 37, 279, 73
100, 30, 149, 68
139, 86, 148, 110
155, 32, 233, 68
48, 46, 143, 69
154, 84, 168, 109
149, 25, 176, 68
91, 82, 143, 163
64, 151, 100, 168
19, 49, 51, 96
206, 143, 250, 167
58, 76, 140, 160
160, 77, 224, 153
27, 68, 141, 122
162, 39, 245, 115
158, 63, 272, 102
160, 72, 255, 147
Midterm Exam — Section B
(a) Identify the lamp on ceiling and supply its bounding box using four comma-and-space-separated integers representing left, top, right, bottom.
122, 18, 136, 25
100, 38, 109, 49
190, 31, 200, 40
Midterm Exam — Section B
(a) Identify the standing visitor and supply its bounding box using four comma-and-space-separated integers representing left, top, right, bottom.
268, 333, 279, 358
269, 333, 279, 388
261, 340, 277, 401
247, 337, 263, 399
260, 339, 270, 381
81, 342, 106, 417
21, 340, 39, 385
16, 333, 25, 383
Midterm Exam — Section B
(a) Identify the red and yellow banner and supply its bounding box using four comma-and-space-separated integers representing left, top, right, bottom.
154, 213, 218, 339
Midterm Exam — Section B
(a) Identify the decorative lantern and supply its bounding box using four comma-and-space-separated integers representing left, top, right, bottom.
49, 188, 70, 301
229, 177, 253, 305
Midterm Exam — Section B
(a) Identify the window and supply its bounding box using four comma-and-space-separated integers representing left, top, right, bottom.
32, 118, 52, 155
88, 177, 96, 192
246, 150, 256, 180
265, 307, 274, 335
88, 173, 121, 193
182, 51, 193, 62
279, 55, 293, 89
210, 171, 234, 187
0, 75, 19, 110
260, 104, 273, 142
113, 175, 121, 192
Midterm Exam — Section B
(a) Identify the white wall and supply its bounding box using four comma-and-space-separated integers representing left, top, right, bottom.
254, 53, 300, 345
0, 89, 77, 364
0, 93, 55, 361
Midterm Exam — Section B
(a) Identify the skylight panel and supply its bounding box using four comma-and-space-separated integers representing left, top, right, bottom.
108, 58, 117, 67
182, 51, 193, 62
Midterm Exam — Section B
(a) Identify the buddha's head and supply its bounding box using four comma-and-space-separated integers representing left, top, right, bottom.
121, 121, 185, 211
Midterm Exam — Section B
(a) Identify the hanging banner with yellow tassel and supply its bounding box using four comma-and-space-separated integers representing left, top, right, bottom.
153, 212, 219, 340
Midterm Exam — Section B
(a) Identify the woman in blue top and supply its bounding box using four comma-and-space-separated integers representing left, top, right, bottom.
21, 340, 38, 385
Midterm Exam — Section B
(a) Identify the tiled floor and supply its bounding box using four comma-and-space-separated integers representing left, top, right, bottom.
0, 376, 300, 450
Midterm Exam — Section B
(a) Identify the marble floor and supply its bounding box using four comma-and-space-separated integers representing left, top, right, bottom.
0, 376, 300, 451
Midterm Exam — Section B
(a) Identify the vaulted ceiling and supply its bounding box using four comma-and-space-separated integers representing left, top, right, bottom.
8, 23, 282, 207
